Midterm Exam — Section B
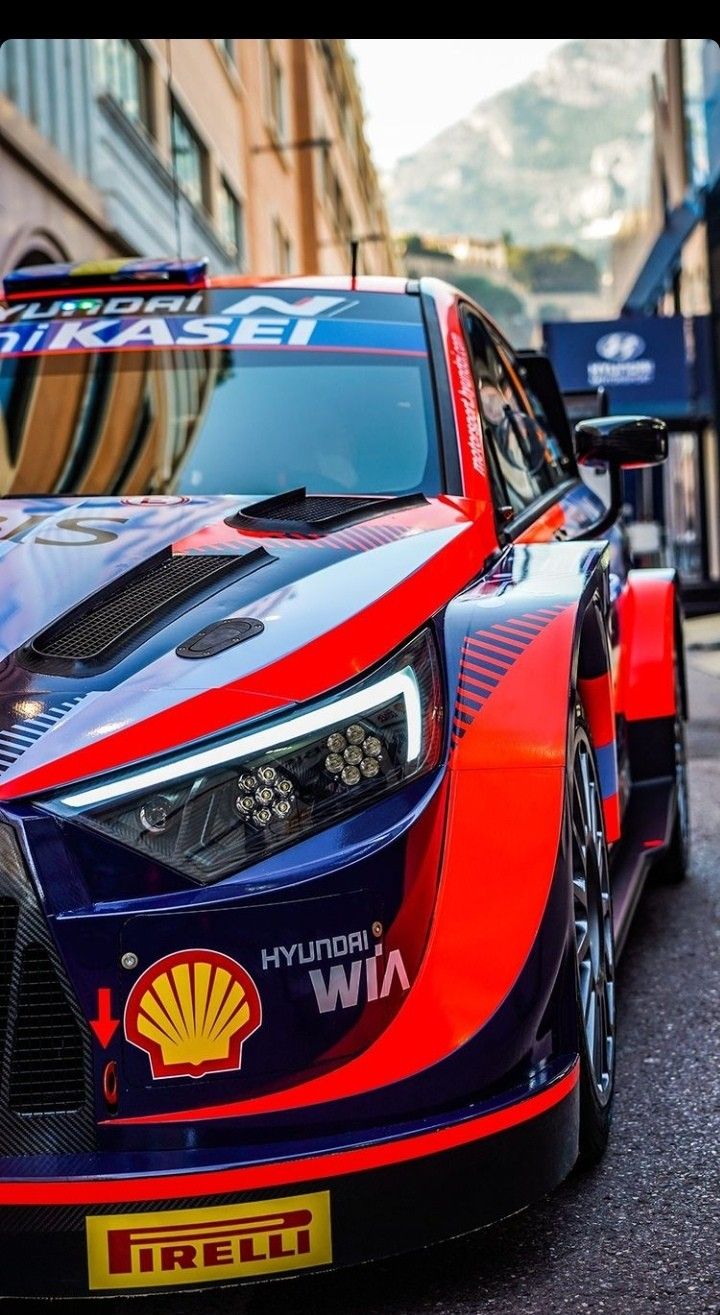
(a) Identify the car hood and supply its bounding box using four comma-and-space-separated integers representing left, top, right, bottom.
0, 494, 489, 798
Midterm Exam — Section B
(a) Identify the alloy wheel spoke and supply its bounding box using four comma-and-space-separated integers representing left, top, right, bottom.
576, 920, 590, 964
573, 872, 588, 910
581, 754, 595, 831
579, 958, 593, 1015
594, 982, 606, 1081
572, 813, 587, 862
573, 727, 616, 1106
604, 921, 615, 977
605, 980, 616, 1039
585, 985, 597, 1059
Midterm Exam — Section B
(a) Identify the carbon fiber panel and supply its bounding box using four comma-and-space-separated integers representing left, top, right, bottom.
0, 825, 94, 1155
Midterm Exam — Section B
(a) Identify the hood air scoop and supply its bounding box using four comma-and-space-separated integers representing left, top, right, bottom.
23, 548, 272, 676
228, 487, 426, 535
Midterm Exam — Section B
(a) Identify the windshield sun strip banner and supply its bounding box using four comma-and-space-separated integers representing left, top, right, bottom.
0, 316, 427, 360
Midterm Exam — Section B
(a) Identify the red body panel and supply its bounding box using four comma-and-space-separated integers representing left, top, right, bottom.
617, 569, 678, 721
452, 606, 575, 769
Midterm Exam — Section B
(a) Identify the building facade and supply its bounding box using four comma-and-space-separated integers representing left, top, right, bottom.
611, 39, 720, 319
547, 39, 720, 609
0, 38, 396, 277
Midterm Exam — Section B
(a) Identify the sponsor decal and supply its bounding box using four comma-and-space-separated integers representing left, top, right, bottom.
0, 292, 205, 323
448, 330, 486, 476
0, 513, 127, 546
0, 313, 427, 359
124, 949, 262, 1080
0, 291, 346, 324
221, 293, 349, 317
588, 332, 654, 387
261, 929, 410, 1015
86, 1191, 332, 1290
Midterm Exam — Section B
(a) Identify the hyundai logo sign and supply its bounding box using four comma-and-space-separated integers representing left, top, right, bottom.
595, 332, 646, 362
543, 315, 690, 413
588, 330, 655, 387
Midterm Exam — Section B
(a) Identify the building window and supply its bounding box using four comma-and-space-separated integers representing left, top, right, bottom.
170, 100, 208, 210
263, 40, 287, 141
219, 179, 245, 266
273, 218, 293, 275
96, 39, 151, 132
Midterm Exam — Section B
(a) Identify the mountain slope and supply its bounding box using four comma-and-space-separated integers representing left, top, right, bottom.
388, 39, 661, 248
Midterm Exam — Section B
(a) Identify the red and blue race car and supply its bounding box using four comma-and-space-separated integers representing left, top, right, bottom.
0, 259, 688, 1296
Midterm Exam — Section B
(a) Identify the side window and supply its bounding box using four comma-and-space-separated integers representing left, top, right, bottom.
461, 308, 566, 516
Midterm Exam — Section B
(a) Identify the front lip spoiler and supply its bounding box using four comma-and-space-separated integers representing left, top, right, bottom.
0, 1065, 580, 1297
0, 1062, 578, 1204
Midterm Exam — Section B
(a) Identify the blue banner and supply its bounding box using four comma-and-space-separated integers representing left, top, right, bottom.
543, 316, 693, 418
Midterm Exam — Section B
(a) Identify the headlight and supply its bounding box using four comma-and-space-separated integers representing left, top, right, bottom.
48, 630, 443, 883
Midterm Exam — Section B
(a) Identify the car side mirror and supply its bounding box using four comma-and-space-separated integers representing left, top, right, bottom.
571, 416, 668, 539
574, 415, 668, 469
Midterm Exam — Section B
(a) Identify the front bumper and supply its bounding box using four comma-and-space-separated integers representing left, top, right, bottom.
0, 1063, 578, 1297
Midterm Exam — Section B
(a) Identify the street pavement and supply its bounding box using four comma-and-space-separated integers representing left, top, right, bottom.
12, 623, 720, 1314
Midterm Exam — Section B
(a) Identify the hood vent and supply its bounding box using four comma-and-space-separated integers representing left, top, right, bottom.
25, 548, 272, 675
229, 487, 426, 535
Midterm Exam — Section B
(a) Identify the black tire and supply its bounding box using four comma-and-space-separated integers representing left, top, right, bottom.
653, 656, 690, 885
569, 701, 616, 1166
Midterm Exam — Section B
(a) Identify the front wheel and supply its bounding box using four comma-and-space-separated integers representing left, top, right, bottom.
570, 704, 616, 1165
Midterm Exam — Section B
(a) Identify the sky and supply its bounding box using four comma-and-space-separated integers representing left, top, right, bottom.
348, 39, 572, 173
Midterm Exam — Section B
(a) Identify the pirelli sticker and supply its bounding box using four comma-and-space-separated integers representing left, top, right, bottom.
86, 1192, 332, 1290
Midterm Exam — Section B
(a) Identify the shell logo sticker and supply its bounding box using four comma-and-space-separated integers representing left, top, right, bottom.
124, 949, 262, 1080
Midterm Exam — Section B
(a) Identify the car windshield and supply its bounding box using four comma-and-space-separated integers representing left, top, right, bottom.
0, 288, 442, 498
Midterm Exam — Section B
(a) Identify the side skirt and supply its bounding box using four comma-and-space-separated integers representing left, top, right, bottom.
610, 776, 676, 957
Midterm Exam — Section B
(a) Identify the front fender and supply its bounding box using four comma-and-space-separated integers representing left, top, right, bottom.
435, 539, 616, 1045
616, 568, 678, 722
120, 543, 616, 1123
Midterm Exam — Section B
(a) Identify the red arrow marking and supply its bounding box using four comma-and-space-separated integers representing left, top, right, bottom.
89, 987, 120, 1048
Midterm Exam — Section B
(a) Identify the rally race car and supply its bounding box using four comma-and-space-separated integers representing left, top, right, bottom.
0, 259, 688, 1297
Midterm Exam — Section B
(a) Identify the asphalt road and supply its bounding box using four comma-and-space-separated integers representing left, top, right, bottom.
11, 643, 720, 1313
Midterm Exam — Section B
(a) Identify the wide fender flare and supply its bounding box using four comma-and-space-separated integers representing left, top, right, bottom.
616, 567, 680, 722
430, 539, 618, 1051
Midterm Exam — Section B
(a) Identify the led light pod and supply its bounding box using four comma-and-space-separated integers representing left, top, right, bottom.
51, 630, 443, 883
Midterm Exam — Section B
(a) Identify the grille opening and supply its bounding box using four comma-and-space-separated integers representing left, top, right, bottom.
8, 944, 86, 1114
0, 824, 94, 1153
28, 549, 266, 669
